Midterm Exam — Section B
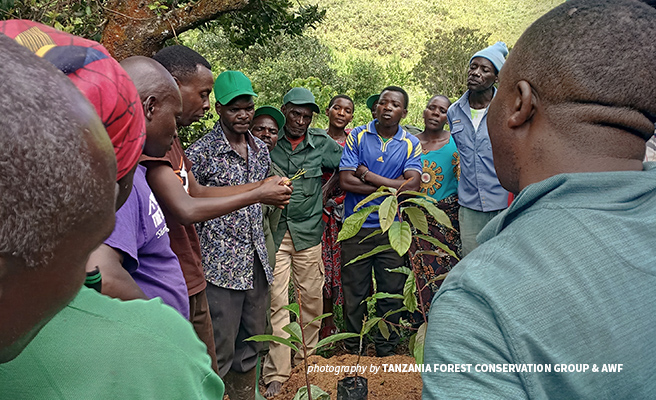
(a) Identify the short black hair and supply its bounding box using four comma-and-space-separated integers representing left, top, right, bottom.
328, 94, 354, 109
380, 86, 409, 109
0, 35, 116, 268
507, 0, 656, 140
152, 45, 212, 82
426, 95, 451, 108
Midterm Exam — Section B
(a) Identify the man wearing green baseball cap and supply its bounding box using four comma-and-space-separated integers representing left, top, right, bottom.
263, 87, 344, 397
186, 71, 292, 400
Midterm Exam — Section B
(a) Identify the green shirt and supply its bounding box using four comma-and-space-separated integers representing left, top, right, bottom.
0, 286, 224, 399
270, 127, 343, 251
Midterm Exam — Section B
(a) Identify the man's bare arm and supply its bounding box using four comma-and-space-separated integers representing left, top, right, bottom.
143, 161, 292, 226
85, 244, 148, 301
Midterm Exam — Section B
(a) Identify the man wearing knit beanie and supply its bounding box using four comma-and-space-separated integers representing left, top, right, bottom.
447, 41, 509, 256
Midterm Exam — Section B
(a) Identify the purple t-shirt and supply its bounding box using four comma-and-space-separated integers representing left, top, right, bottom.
105, 165, 189, 319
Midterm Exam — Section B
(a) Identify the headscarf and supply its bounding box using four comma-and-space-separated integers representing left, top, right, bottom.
0, 20, 146, 181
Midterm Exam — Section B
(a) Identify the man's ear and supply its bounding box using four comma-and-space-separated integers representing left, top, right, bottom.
214, 102, 222, 116
142, 96, 157, 122
508, 80, 536, 129
401, 108, 408, 120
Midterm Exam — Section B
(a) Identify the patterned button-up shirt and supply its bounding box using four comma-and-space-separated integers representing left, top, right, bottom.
185, 121, 273, 290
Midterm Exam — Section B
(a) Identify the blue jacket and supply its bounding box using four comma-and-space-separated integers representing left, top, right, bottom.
447, 89, 508, 211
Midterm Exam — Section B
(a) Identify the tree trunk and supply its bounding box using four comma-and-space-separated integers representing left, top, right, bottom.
101, 0, 249, 60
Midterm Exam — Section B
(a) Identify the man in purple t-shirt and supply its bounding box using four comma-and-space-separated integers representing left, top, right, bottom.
88, 56, 189, 318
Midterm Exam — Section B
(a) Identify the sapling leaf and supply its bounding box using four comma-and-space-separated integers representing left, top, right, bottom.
282, 322, 303, 344
425, 273, 449, 285
401, 206, 429, 234
399, 190, 438, 202
382, 306, 408, 319
338, 205, 379, 242
354, 191, 390, 211
415, 234, 459, 259
283, 303, 300, 319
315, 332, 360, 349
387, 266, 412, 276
379, 196, 398, 233
404, 270, 417, 312
389, 220, 412, 256
361, 292, 404, 304
344, 244, 392, 266
378, 319, 391, 340
414, 322, 427, 364
245, 335, 299, 352
402, 197, 453, 229
306, 313, 332, 328
363, 316, 382, 335
293, 384, 330, 400
408, 332, 416, 355
389, 322, 399, 337
359, 229, 383, 243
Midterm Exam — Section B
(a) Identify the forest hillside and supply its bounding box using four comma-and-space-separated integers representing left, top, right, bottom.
179, 0, 564, 142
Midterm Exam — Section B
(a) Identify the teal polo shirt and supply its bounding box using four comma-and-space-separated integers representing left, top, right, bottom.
340, 121, 422, 228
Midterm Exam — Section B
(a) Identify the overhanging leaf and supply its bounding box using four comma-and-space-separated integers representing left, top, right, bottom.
399, 190, 438, 202
403, 270, 417, 312
383, 306, 408, 319
402, 198, 453, 229
388, 220, 412, 256
401, 206, 428, 234
245, 335, 299, 352
378, 195, 398, 233
415, 234, 459, 259
344, 244, 392, 266
338, 205, 379, 242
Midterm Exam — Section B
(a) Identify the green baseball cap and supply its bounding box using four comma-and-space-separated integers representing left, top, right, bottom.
366, 94, 380, 110
282, 87, 320, 113
254, 106, 285, 130
214, 70, 257, 105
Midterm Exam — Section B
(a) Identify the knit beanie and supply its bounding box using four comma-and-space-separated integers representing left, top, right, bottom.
470, 41, 508, 74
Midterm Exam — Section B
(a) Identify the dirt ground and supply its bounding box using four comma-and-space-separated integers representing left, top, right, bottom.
268, 354, 423, 400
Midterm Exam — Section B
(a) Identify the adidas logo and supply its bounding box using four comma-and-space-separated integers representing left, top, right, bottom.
377, 156, 384, 162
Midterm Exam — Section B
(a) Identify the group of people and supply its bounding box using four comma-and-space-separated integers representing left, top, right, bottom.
2, 0, 656, 399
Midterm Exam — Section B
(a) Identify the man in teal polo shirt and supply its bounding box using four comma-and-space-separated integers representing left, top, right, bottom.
423, 1, 656, 398
263, 88, 343, 396
340, 86, 422, 356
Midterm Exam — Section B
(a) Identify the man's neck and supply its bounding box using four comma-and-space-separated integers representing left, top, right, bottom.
375, 121, 399, 139
468, 86, 495, 110
220, 120, 248, 146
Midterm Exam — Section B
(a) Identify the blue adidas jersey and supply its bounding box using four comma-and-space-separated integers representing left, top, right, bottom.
340, 120, 422, 228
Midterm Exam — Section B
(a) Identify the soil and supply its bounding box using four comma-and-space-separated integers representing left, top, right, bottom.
268, 354, 423, 400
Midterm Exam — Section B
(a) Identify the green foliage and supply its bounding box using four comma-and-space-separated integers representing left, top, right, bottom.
412, 27, 491, 101
212, 0, 325, 49
2, 0, 105, 41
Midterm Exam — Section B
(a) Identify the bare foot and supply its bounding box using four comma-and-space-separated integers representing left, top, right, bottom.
264, 381, 282, 398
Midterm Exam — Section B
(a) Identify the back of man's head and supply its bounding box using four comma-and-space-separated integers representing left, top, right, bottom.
152, 45, 211, 82
0, 34, 117, 362
508, 0, 656, 141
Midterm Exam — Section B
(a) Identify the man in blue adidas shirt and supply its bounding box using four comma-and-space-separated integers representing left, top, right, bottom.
339, 86, 422, 356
